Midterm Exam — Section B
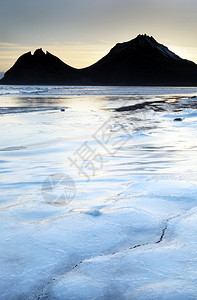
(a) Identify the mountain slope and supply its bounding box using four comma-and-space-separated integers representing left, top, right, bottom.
82, 34, 197, 85
0, 49, 81, 85
1, 35, 197, 86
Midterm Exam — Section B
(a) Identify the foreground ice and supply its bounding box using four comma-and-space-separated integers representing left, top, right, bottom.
48, 209, 197, 300
0, 87, 197, 299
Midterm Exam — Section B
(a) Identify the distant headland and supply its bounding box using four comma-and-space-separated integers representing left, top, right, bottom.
1, 34, 197, 86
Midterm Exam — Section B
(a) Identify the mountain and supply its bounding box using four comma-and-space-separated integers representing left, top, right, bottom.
82, 34, 197, 86
0, 48, 81, 85
1, 35, 197, 86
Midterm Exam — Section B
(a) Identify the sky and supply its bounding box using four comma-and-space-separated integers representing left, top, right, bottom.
0, 0, 197, 73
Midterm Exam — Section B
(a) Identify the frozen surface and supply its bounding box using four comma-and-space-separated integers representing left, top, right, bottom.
0, 86, 197, 299
1, 85, 197, 97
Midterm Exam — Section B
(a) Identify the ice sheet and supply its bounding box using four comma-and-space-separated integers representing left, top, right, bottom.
0, 87, 197, 299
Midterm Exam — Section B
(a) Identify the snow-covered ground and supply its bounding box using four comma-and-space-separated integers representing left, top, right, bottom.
0, 86, 197, 299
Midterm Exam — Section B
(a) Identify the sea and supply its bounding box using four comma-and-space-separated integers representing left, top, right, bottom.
0, 85, 197, 299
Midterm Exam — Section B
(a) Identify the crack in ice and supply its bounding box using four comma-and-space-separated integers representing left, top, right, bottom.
34, 211, 186, 299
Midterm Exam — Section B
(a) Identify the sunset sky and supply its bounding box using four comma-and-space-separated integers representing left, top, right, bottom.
0, 0, 197, 74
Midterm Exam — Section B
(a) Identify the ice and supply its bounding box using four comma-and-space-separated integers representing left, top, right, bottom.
48, 209, 197, 299
0, 87, 197, 299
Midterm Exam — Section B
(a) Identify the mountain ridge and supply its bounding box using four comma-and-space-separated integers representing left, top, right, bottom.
1, 34, 197, 86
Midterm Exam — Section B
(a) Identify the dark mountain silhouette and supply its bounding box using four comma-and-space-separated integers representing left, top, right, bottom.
82, 34, 197, 85
1, 34, 197, 86
0, 48, 81, 85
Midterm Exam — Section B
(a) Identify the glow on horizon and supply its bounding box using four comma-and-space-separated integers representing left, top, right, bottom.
0, 40, 197, 73
168, 45, 197, 64
0, 42, 111, 72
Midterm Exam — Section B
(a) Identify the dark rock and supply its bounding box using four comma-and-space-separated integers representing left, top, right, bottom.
174, 117, 183, 121
116, 100, 165, 112
33, 48, 45, 57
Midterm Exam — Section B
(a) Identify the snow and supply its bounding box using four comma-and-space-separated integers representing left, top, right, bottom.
0, 87, 197, 299
156, 45, 180, 60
